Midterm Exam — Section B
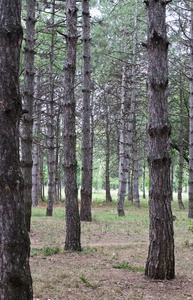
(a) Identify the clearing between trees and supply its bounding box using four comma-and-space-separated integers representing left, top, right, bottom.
30, 192, 193, 300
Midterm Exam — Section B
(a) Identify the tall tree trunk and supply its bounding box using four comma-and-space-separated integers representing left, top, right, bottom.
32, 70, 41, 207
178, 75, 185, 210
80, 0, 92, 221
54, 112, 60, 204
105, 97, 112, 202
189, 3, 193, 219
133, 116, 140, 207
127, 0, 138, 205
142, 147, 146, 199
21, 0, 36, 232
117, 64, 127, 216
63, 0, 81, 251
145, 0, 175, 279
0, 0, 33, 297
46, 0, 56, 216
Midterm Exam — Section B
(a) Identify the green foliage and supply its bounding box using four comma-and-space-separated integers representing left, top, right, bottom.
188, 221, 193, 233
112, 261, 145, 272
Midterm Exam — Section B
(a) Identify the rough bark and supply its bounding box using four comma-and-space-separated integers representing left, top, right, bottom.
80, 0, 92, 221
46, 0, 55, 216
63, 0, 81, 251
145, 0, 175, 279
127, 2, 138, 205
189, 3, 193, 219
117, 64, 127, 216
0, 0, 33, 298
178, 78, 185, 210
133, 116, 140, 207
142, 149, 146, 199
32, 70, 41, 207
21, 0, 36, 232
105, 97, 112, 202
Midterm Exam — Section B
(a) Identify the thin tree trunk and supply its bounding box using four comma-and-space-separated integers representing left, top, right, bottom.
54, 112, 60, 204
142, 148, 146, 199
117, 64, 127, 216
127, 1, 138, 204
178, 75, 185, 210
133, 116, 140, 207
145, 0, 175, 279
21, 0, 36, 232
170, 163, 173, 201
105, 97, 112, 202
0, 1, 33, 297
189, 3, 193, 219
63, 0, 81, 251
32, 70, 41, 207
127, 162, 133, 201
46, 0, 55, 216
80, 0, 92, 221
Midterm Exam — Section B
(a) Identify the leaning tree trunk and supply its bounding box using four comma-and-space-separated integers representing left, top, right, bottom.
32, 70, 41, 207
0, 0, 33, 298
189, 3, 193, 219
80, 0, 92, 221
145, 0, 175, 279
63, 0, 81, 251
178, 76, 185, 210
21, 0, 36, 232
46, 0, 55, 216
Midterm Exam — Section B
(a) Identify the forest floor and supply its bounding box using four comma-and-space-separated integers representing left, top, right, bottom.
30, 192, 193, 300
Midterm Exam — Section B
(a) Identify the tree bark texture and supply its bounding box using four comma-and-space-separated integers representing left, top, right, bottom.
127, 1, 138, 205
21, 0, 36, 232
189, 4, 193, 218
133, 116, 140, 207
117, 64, 127, 216
63, 0, 81, 251
0, 0, 33, 298
80, 0, 92, 221
32, 70, 41, 207
105, 97, 112, 202
145, 0, 175, 279
178, 78, 185, 210
46, 0, 55, 216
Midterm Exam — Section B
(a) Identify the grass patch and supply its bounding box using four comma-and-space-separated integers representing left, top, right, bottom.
112, 261, 145, 272
31, 245, 61, 257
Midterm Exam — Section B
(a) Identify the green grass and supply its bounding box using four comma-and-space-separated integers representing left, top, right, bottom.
30, 245, 61, 257
112, 260, 145, 272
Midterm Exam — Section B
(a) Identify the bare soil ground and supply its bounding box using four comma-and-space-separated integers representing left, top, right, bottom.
30, 202, 193, 300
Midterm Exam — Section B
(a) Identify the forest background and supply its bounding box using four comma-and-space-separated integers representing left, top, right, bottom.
20, 0, 190, 213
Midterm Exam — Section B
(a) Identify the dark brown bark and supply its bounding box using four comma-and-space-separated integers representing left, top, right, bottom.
46, 0, 56, 217
178, 77, 185, 210
0, 0, 33, 298
189, 3, 193, 219
21, 0, 36, 232
80, 0, 92, 221
145, 0, 175, 279
63, 0, 81, 251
